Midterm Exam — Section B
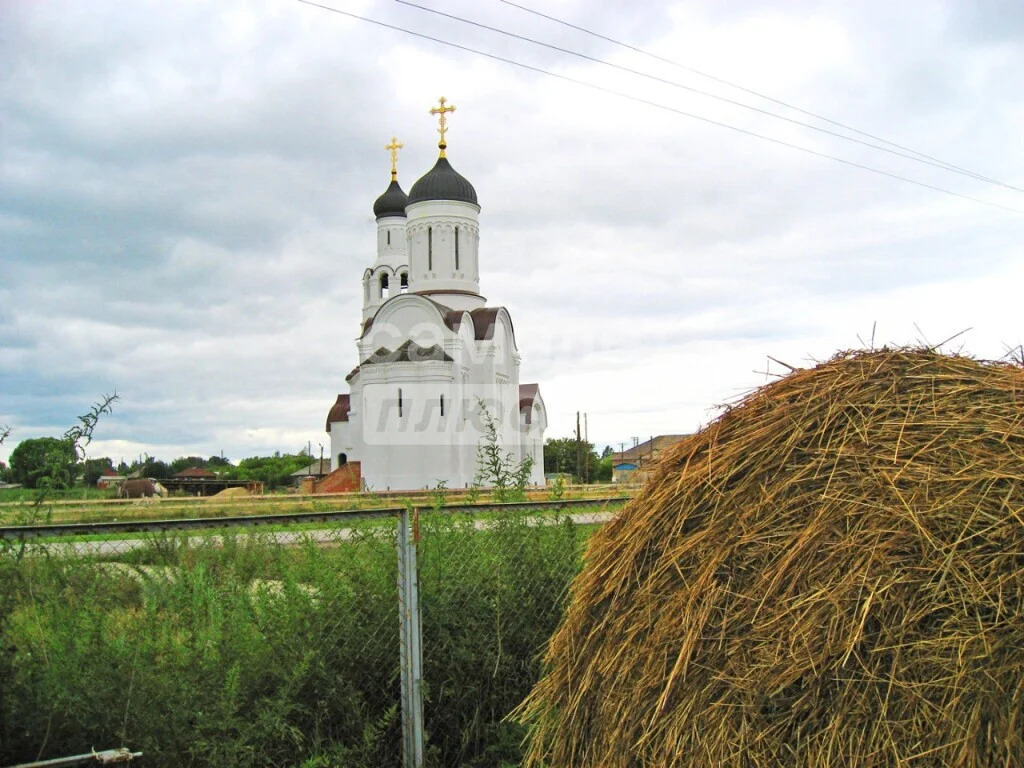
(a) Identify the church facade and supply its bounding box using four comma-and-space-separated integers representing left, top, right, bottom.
326, 99, 546, 491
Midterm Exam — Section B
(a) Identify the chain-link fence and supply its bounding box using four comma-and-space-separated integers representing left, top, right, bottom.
416, 503, 601, 767
0, 498, 624, 768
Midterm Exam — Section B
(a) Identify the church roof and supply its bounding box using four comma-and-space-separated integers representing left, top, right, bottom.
361, 339, 454, 366
372, 178, 408, 219
519, 383, 539, 410
519, 383, 543, 425
408, 156, 478, 206
469, 307, 500, 340
326, 394, 351, 431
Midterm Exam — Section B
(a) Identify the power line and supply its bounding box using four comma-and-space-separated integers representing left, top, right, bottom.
398, 0, 1023, 193
294, 0, 1023, 215
497, 0, 1017, 192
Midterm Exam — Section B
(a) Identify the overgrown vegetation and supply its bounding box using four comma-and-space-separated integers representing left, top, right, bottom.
473, 400, 533, 503
219, 452, 314, 490
0, 510, 589, 766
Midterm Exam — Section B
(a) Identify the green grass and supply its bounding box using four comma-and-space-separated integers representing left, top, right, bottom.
0, 486, 110, 503
0, 509, 598, 767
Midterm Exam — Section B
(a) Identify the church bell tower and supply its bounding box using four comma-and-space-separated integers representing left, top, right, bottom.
404, 97, 485, 312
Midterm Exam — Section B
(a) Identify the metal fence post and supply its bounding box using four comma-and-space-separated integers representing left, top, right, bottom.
397, 506, 424, 768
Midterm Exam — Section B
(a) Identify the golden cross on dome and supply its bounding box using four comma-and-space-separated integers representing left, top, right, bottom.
385, 136, 403, 180
429, 96, 456, 157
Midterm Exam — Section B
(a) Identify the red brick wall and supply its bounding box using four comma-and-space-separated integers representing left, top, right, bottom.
314, 462, 361, 494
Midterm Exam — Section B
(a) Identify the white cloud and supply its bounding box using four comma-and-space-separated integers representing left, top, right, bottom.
2, 0, 1023, 465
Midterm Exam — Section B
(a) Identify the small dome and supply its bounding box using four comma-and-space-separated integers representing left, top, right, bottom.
373, 179, 408, 219
408, 156, 478, 206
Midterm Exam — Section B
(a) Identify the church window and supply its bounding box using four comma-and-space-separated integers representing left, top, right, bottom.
400, 272, 409, 294
455, 227, 460, 270
428, 227, 433, 270
387, 230, 391, 246
338, 452, 348, 466
380, 273, 389, 298
398, 387, 403, 417
440, 393, 445, 416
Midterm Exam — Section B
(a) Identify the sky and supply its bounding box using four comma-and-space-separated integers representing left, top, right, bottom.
2, 0, 1023, 467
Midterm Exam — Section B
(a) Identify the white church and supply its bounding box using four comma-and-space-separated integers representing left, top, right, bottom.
326, 98, 547, 491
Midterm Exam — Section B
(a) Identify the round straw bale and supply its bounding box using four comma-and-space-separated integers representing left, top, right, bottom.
518, 348, 1024, 767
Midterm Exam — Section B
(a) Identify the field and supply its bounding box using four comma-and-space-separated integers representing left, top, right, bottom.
0, 500, 620, 767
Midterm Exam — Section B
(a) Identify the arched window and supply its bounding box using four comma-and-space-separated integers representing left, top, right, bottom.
455, 227, 460, 270
440, 393, 445, 417
380, 273, 389, 298
387, 230, 391, 246
427, 227, 433, 271
338, 452, 348, 466
400, 272, 409, 294
398, 387, 403, 418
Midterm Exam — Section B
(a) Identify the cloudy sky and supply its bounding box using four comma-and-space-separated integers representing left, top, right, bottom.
2, 0, 1023, 466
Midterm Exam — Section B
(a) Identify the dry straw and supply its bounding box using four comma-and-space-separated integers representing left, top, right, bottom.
517, 348, 1024, 767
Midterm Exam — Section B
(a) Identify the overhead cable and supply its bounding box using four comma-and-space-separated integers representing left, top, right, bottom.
497, 0, 1017, 192
295, 0, 1023, 215
398, 0, 1021, 193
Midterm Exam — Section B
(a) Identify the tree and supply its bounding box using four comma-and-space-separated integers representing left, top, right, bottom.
543, 437, 578, 476
0, 461, 9, 484
222, 453, 310, 490
7, 394, 117, 490
141, 457, 171, 478
543, 436, 602, 482
124, 454, 171, 479
82, 457, 114, 486
8, 437, 79, 489
169, 455, 208, 475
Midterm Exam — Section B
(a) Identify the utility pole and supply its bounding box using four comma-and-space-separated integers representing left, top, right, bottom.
576, 411, 582, 484
584, 412, 590, 484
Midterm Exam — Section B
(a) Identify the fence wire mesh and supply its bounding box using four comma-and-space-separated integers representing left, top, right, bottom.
416, 504, 596, 767
0, 499, 619, 768
0, 512, 403, 767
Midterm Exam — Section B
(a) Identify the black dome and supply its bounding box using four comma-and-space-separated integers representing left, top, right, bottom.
373, 179, 408, 219
408, 156, 478, 206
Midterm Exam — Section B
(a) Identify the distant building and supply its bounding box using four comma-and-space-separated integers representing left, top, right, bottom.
97, 467, 125, 490
291, 459, 332, 486
611, 435, 690, 484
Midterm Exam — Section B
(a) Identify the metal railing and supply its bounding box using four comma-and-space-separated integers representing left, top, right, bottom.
6, 748, 142, 767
